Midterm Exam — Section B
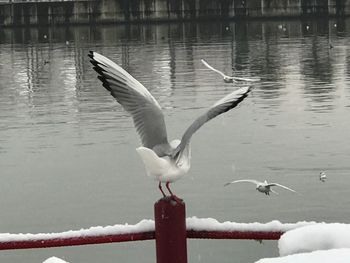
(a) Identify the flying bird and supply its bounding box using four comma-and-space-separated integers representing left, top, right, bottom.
89, 51, 251, 199
319, 171, 327, 182
224, 179, 297, 195
201, 59, 260, 83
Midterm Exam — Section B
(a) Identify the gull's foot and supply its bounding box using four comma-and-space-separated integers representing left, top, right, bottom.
170, 194, 183, 204
158, 194, 183, 205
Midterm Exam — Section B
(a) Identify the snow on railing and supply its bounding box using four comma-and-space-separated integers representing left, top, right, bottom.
0, 219, 155, 250
0, 217, 318, 251
186, 217, 318, 240
2, 198, 347, 263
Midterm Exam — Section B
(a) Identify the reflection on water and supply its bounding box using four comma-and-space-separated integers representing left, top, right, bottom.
1, 19, 350, 263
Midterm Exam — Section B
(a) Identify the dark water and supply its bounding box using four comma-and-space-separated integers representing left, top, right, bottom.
0, 19, 350, 262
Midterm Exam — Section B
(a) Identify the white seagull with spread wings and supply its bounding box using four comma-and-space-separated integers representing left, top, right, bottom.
201, 59, 260, 83
224, 179, 297, 196
89, 51, 251, 199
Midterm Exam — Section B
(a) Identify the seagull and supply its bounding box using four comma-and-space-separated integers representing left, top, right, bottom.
89, 51, 252, 199
201, 59, 260, 83
224, 179, 297, 195
319, 172, 327, 182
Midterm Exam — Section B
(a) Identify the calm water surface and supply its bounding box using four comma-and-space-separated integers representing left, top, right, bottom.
1, 19, 350, 262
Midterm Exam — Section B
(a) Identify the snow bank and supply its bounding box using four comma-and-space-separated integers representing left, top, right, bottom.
186, 217, 317, 232
278, 223, 350, 256
0, 220, 154, 242
43, 257, 69, 263
255, 248, 350, 263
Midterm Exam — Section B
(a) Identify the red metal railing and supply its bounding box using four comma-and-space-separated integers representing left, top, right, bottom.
188, 230, 283, 240
0, 197, 304, 263
0, 231, 155, 250
0, 229, 283, 251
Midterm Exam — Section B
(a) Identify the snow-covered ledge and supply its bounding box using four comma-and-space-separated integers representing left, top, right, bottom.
255, 223, 350, 263
278, 223, 350, 256
256, 248, 350, 263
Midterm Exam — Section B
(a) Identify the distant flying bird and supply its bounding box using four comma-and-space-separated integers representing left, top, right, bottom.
89, 51, 251, 200
201, 59, 260, 83
319, 172, 327, 182
224, 179, 297, 195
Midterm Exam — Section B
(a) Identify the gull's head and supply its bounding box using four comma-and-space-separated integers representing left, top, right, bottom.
169, 139, 181, 149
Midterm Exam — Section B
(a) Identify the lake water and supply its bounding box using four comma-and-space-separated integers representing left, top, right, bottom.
0, 18, 350, 263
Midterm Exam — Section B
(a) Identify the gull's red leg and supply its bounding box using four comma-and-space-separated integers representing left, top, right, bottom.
166, 182, 182, 202
158, 182, 166, 197
165, 182, 174, 196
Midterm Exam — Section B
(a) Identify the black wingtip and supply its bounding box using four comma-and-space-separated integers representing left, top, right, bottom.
88, 51, 94, 59
97, 75, 112, 92
90, 59, 99, 67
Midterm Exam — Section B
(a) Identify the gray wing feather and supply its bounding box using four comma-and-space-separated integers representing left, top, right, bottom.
89, 51, 168, 149
173, 86, 251, 160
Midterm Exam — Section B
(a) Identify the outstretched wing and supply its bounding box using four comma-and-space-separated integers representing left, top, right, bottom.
201, 59, 230, 79
224, 179, 260, 187
202, 59, 260, 82
173, 86, 251, 161
268, 183, 297, 193
89, 51, 168, 149
229, 76, 261, 82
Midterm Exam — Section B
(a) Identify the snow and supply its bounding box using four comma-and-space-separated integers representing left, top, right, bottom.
1, 218, 349, 263
255, 248, 350, 263
0, 219, 154, 242
43, 257, 69, 263
0, 217, 317, 243
186, 217, 317, 232
278, 223, 350, 256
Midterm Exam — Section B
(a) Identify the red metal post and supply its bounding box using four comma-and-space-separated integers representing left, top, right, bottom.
154, 197, 187, 263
